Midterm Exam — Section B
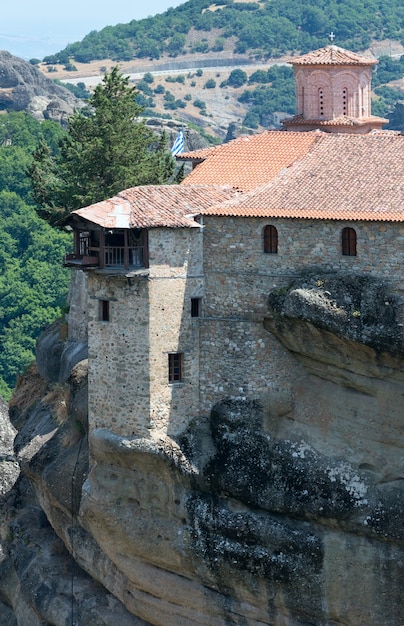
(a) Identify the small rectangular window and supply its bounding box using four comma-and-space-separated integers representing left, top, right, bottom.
168, 353, 182, 383
191, 297, 201, 318
342, 227, 357, 256
99, 299, 110, 322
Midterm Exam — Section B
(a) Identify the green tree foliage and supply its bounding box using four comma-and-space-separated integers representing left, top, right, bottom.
0, 112, 71, 398
46, 0, 404, 66
0, 112, 65, 205
29, 68, 175, 223
373, 55, 404, 86
227, 69, 248, 87
205, 78, 216, 88
143, 72, 154, 84
166, 33, 186, 56
372, 85, 403, 116
239, 65, 295, 127
54, 79, 91, 100
0, 192, 70, 396
193, 99, 207, 110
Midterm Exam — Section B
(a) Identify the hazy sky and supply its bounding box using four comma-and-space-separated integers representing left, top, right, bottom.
0, 0, 187, 59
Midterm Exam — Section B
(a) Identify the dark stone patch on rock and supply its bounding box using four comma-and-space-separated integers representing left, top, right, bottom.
366, 483, 404, 543
206, 400, 370, 523
188, 493, 323, 584
267, 273, 404, 358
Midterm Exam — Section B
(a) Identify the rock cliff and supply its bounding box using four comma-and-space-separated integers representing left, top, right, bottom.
0, 51, 82, 124
0, 273, 403, 625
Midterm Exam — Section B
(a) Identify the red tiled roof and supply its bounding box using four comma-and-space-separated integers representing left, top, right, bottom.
70, 185, 237, 229
177, 145, 218, 161
289, 45, 376, 66
201, 134, 404, 222
180, 131, 322, 191
284, 114, 388, 127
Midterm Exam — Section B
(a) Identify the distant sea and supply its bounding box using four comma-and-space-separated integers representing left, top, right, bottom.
0, 19, 92, 60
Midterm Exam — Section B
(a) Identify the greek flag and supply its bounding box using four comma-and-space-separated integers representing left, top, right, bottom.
171, 130, 185, 156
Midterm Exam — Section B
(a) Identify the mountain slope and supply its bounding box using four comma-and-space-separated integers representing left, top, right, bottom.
43, 0, 404, 66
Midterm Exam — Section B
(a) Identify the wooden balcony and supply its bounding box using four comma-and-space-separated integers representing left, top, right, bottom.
64, 246, 145, 270
104, 245, 144, 268
63, 254, 99, 268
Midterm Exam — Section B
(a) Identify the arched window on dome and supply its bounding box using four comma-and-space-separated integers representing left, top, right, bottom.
342, 88, 348, 116
318, 88, 325, 117
263, 225, 278, 254
341, 227, 357, 256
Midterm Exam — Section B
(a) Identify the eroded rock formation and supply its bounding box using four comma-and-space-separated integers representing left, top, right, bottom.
0, 273, 403, 625
0, 51, 82, 123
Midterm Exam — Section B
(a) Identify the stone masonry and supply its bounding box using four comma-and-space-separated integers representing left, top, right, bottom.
86, 212, 404, 439
87, 226, 203, 437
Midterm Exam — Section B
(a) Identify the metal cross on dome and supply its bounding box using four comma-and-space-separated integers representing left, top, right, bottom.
329, 32, 336, 42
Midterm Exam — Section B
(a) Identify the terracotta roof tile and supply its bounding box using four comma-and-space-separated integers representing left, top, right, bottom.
289, 45, 376, 66
177, 145, 218, 161
202, 134, 404, 222
180, 131, 321, 191
70, 185, 237, 229
284, 114, 388, 127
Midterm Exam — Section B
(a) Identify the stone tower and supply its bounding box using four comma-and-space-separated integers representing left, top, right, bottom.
283, 42, 388, 133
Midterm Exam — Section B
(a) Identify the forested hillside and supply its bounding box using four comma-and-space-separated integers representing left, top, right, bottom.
0, 113, 71, 399
43, 0, 404, 65
39, 0, 404, 132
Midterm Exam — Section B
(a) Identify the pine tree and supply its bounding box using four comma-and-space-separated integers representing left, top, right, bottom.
29, 67, 174, 224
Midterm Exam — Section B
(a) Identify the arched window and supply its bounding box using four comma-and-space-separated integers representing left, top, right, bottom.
263, 225, 278, 254
319, 88, 324, 116
341, 227, 357, 256
342, 88, 348, 115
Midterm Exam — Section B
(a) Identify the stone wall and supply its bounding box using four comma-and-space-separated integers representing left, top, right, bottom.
87, 227, 203, 438
202, 215, 404, 297
195, 214, 404, 418
87, 214, 404, 438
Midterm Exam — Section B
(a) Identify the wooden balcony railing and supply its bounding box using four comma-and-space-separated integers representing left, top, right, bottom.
104, 246, 144, 267
64, 247, 145, 270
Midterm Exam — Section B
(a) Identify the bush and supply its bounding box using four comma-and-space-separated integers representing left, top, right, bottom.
143, 72, 154, 84
193, 99, 206, 109
196, 69, 203, 77
243, 111, 260, 128
56, 80, 90, 100
154, 84, 165, 94
191, 41, 209, 53
249, 69, 270, 84
205, 79, 216, 89
228, 69, 248, 87
212, 37, 225, 52
136, 80, 154, 95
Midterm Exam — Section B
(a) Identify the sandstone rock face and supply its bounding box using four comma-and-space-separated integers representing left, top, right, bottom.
0, 51, 82, 123
1, 273, 403, 625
